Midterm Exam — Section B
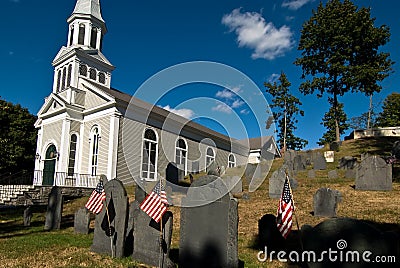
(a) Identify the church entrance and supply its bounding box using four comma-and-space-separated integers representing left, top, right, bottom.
43, 145, 57, 186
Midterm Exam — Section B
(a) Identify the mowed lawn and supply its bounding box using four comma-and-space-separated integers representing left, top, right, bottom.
0, 138, 399, 268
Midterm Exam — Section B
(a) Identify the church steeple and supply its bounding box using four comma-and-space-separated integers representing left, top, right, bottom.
66, 0, 106, 50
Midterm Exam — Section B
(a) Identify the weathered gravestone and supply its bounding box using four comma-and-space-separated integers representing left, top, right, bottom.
308, 170, 316, 179
293, 154, 306, 171
355, 156, 392, 191
180, 175, 239, 268
130, 201, 174, 267
313, 188, 341, 217
313, 153, 327, 170
24, 206, 33, 227
257, 214, 286, 251
91, 179, 128, 258
166, 162, 180, 185
329, 141, 341, 152
221, 176, 242, 195
74, 207, 90, 234
207, 161, 220, 176
44, 186, 63, 230
301, 218, 399, 268
345, 169, 356, 179
269, 168, 298, 199
339, 156, 358, 170
327, 170, 338, 179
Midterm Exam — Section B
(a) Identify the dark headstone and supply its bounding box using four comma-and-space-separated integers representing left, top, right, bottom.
329, 141, 341, 152
257, 214, 285, 251
392, 141, 400, 159
284, 150, 296, 163
269, 168, 298, 199
355, 156, 392, 191
91, 179, 128, 258
166, 162, 179, 185
293, 155, 306, 171
338, 156, 357, 170
134, 183, 147, 203
313, 188, 341, 217
301, 218, 399, 268
44, 186, 63, 231
74, 207, 90, 234
313, 153, 327, 170
23, 206, 33, 227
308, 170, 316, 179
327, 170, 338, 179
180, 175, 239, 268
130, 201, 174, 268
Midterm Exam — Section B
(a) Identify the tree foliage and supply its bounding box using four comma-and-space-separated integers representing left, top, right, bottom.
0, 98, 37, 176
295, 0, 394, 141
318, 101, 349, 146
375, 92, 400, 127
265, 72, 308, 151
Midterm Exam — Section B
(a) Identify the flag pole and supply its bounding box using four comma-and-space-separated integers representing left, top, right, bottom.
285, 170, 303, 250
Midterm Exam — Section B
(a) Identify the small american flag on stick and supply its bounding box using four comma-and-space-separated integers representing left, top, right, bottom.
276, 176, 294, 239
85, 180, 106, 214
140, 180, 168, 223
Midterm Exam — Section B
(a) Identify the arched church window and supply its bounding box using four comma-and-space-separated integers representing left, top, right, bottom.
61, 67, 67, 91
90, 27, 97, 48
68, 134, 78, 176
175, 138, 187, 175
228, 154, 236, 168
90, 127, 100, 176
78, 24, 85, 45
89, 68, 96, 80
98, 72, 106, 84
69, 27, 74, 46
141, 128, 158, 180
79, 64, 87, 76
206, 147, 215, 167
67, 64, 72, 87
56, 70, 62, 92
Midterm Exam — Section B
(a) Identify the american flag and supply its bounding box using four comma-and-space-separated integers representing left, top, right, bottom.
85, 180, 106, 214
276, 177, 294, 239
140, 180, 168, 223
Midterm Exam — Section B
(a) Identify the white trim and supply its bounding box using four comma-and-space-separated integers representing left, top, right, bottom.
58, 119, 71, 172
67, 132, 80, 176
77, 123, 85, 174
107, 114, 120, 180
206, 147, 215, 168
175, 137, 188, 176
228, 153, 236, 168
88, 125, 101, 176
83, 106, 117, 121
140, 128, 159, 181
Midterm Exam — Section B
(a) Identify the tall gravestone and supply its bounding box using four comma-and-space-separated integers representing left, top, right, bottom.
24, 206, 33, 227
269, 167, 298, 199
44, 186, 63, 230
130, 201, 174, 268
74, 207, 90, 234
91, 179, 128, 258
355, 156, 392, 191
180, 175, 239, 268
313, 188, 341, 217
313, 153, 327, 170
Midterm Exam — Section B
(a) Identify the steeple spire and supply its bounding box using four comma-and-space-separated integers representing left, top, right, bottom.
72, 0, 104, 23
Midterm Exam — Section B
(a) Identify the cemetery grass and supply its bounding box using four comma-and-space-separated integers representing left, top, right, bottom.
0, 137, 399, 267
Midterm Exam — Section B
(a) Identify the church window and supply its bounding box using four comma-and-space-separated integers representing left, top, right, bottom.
67, 64, 72, 87
61, 67, 67, 91
228, 154, 236, 168
141, 129, 158, 180
69, 27, 74, 46
78, 24, 85, 45
56, 70, 62, 92
90, 127, 100, 176
67, 134, 78, 176
175, 138, 187, 175
206, 147, 215, 167
89, 68, 96, 80
98, 72, 106, 84
79, 64, 87, 76
90, 27, 97, 48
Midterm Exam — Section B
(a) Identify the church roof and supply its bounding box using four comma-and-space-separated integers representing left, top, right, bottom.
72, 0, 104, 22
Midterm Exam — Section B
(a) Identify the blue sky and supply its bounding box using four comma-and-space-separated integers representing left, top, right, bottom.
1, 0, 399, 149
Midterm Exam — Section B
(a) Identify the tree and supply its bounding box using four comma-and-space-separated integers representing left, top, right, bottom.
349, 111, 376, 130
375, 92, 400, 127
295, 0, 394, 142
265, 72, 308, 151
318, 101, 349, 146
0, 98, 37, 177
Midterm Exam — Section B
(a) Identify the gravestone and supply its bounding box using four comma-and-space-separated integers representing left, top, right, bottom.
257, 214, 285, 251
91, 179, 128, 258
44, 186, 63, 230
74, 207, 90, 234
392, 140, 400, 159
130, 201, 174, 268
313, 188, 341, 217
329, 141, 341, 152
23, 206, 32, 227
301, 218, 399, 268
180, 175, 239, 268
284, 150, 296, 163
293, 155, 306, 171
222, 176, 242, 195
324, 151, 334, 163
207, 161, 220, 176
308, 169, 316, 179
134, 183, 147, 203
355, 156, 392, 191
327, 170, 338, 179
269, 168, 298, 199
338, 156, 357, 170
345, 169, 356, 179
313, 153, 327, 170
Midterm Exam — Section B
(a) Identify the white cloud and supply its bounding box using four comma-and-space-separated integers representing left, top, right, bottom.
162, 105, 195, 119
216, 89, 235, 99
232, 99, 244, 108
282, 0, 314, 10
212, 103, 232, 114
222, 8, 294, 60
267, 73, 280, 83
240, 109, 250, 115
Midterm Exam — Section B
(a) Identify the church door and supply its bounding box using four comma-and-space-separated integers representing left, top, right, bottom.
43, 145, 57, 185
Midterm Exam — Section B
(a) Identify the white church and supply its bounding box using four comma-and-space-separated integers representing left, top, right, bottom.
32, 0, 280, 188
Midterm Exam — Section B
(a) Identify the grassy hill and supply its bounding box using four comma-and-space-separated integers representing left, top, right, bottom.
0, 137, 399, 267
